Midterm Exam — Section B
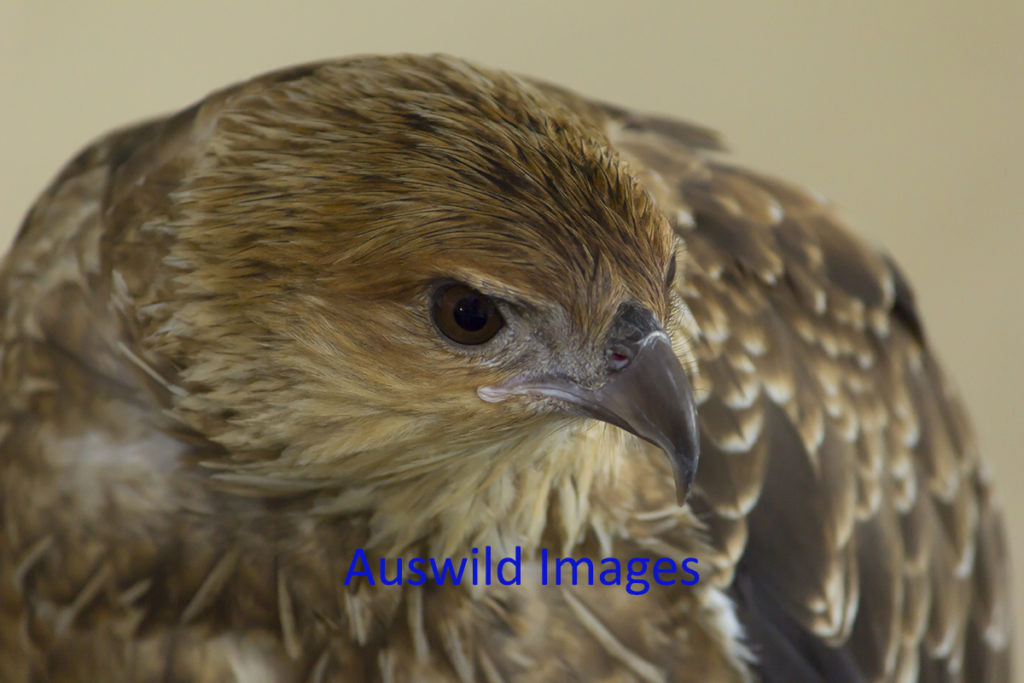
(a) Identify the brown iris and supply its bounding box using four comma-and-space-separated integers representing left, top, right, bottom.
431, 283, 504, 345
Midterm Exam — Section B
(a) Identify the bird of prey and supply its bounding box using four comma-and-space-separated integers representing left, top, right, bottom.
0, 54, 1013, 682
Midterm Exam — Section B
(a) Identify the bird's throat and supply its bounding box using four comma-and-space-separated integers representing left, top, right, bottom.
329, 420, 642, 560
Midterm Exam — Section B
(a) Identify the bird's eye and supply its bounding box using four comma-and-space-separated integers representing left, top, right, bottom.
666, 254, 677, 287
431, 283, 505, 345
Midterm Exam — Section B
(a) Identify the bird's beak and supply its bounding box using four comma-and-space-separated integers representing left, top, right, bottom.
479, 323, 700, 504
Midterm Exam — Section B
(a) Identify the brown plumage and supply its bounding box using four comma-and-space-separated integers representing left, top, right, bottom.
0, 54, 1012, 682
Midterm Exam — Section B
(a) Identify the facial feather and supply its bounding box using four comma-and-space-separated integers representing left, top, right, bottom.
109, 55, 685, 554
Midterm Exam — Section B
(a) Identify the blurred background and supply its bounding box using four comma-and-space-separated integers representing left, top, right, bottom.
2, 0, 1021, 665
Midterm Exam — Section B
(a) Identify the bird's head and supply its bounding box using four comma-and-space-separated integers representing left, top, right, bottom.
133, 55, 699, 550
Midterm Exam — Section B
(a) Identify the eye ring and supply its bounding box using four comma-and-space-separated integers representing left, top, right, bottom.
431, 283, 505, 345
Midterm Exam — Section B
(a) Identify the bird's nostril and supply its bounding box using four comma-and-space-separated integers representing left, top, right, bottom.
607, 347, 632, 372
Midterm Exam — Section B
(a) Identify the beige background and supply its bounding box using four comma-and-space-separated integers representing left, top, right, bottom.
2, 0, 1021, 666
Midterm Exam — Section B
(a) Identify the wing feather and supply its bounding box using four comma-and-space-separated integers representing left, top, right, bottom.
542, 93, 1015, 681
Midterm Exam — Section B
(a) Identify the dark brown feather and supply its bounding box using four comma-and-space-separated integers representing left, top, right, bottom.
0, 55, 1012, 682
595, 100, 1014, 681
